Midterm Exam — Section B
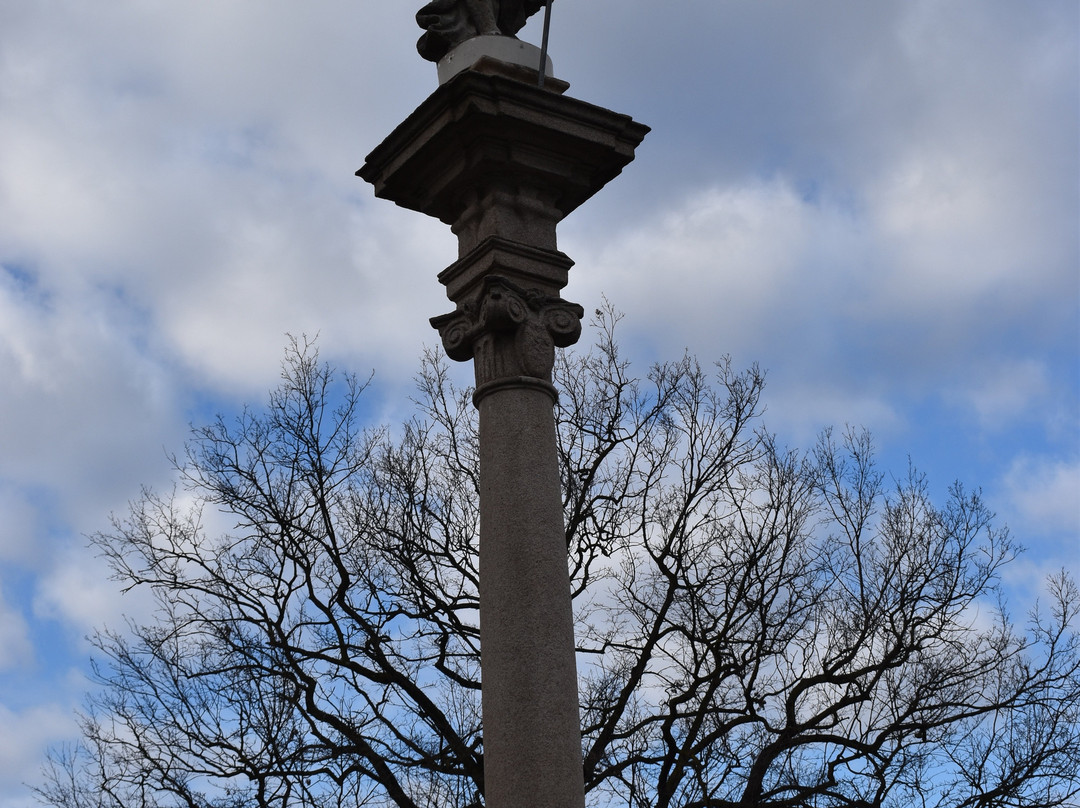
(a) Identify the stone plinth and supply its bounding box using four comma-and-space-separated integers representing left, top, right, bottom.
436, 35, 553, 85
359, 57, 648, 808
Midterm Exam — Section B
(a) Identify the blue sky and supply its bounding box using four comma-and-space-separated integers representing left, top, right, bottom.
0, 2, 1077, 804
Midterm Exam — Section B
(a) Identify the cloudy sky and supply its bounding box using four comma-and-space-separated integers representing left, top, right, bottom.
0, 1, 1076, 803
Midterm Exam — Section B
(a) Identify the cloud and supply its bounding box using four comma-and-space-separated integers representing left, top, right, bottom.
555, 0, 1077, 439
0, 1, 447, 397
0, 584, 33, 672
564, 163, 1072, 445
33, 544, 142, 637
0, 483, 41, 567
946, 359, 1052, 431
0, 269, 184, 520
1001, 457, 1080, 544
0, 702, 77, 808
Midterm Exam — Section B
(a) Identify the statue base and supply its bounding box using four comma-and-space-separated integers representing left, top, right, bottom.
437, 34, 555, 86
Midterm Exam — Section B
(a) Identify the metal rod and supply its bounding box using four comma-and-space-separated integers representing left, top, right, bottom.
538, 0, 553, 88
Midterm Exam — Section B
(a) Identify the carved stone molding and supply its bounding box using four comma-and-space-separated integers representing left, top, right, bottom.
430, 275, 583, 399
358, 69, 650, 254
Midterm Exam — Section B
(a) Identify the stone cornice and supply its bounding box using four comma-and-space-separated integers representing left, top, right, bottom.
358, 67, 650, 254
437, 236, 574, 301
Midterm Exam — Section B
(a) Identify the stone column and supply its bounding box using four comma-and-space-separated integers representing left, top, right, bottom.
435, 275, 586, 807
359, 53, 648, 808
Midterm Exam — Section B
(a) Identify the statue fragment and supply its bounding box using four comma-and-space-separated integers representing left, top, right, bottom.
416, 0, 547, 61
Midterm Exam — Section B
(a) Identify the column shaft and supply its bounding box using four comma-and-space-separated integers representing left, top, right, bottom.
478, 382, 584, 808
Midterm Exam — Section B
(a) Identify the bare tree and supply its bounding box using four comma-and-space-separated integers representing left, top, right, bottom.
37, 316, 1080, 808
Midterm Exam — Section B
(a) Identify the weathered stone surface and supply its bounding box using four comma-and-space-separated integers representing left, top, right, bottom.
437, 236, 573, 302
435, 34, 553, 85
430, 274, 583, 394
477, 380, 584, 808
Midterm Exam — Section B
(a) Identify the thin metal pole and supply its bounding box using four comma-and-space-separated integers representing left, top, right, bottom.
538, 0, 553, 88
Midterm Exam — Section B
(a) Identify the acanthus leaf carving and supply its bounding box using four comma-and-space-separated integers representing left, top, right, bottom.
430, 275, 583, 393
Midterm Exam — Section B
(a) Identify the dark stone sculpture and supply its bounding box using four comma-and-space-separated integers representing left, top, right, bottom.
416, 0, 547, 61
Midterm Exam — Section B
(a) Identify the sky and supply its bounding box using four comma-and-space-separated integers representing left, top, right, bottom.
0, 1, 1077, 804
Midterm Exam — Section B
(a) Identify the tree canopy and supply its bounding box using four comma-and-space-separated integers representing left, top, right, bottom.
37, 314, 1080, 808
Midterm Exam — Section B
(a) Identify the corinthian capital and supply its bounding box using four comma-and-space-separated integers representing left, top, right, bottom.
430, 275, 583, 396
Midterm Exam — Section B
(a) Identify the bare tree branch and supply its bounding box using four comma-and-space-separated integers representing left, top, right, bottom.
36, 323, 1080, 808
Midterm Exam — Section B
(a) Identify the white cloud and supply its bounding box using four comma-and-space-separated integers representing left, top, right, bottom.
0, 484, 41, 566
1001, 457, 1080, 544
0, 701, 78, 808
33, 544, 139, 637
564, 179, 868, 367
0, 584, 33, 672
0, 273, 183, 515
0, 0, 460, 404
564, 163, 1070, 442
948, 359, 1052, 431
